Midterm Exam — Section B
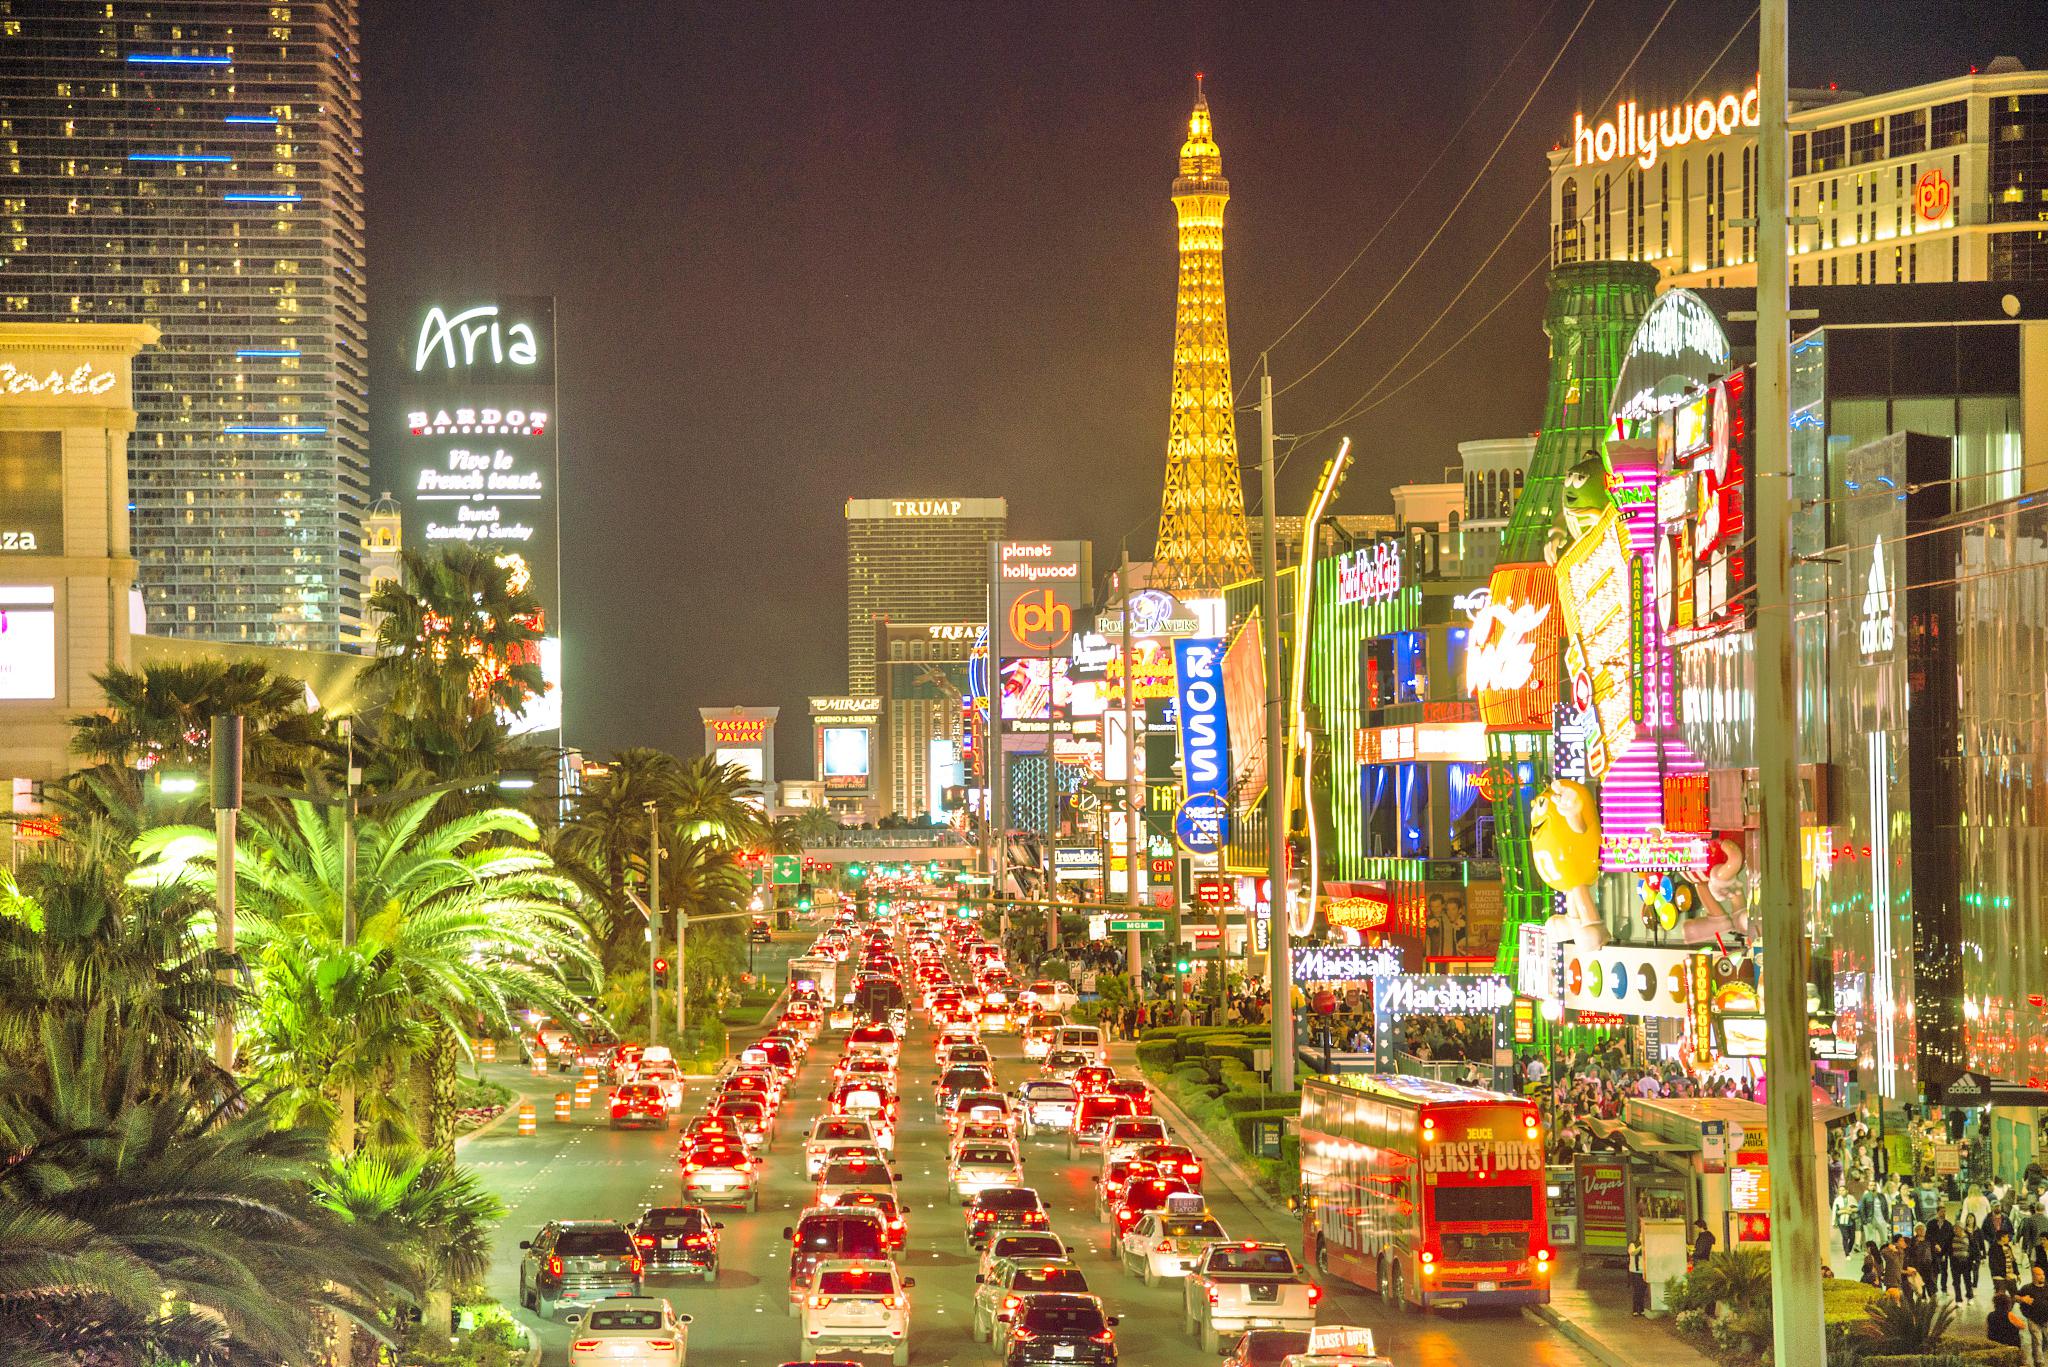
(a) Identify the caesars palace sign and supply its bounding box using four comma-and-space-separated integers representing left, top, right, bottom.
1571, 83, 1760, 171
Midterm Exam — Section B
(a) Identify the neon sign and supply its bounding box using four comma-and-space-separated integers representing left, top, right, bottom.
1172, 638, 1230, 803
1915, 168, 1952, 223
1468, 564, 1562, 730
1557, 506, 1639, 780
413, 304, 541, 373
1, 362, 117, 396
1571, 85, 1760, 170
889, 499, 964, 517
408, 407, 549, 436
1859, 536, 1895, 657
1335, 541, 1402, 606
709, 717, 771, 745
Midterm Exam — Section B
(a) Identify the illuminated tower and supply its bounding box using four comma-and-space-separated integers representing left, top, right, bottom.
1153, 78, 1254, 595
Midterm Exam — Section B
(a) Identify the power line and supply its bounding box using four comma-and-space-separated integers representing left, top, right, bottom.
1233, 0, 1567, 406
1268, 0, 1603, 402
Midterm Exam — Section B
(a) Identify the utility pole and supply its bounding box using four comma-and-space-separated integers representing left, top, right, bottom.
209, 714, 243, 1072
987, 542, 1008, 922
339, 718, 359, 946
1755, 1, 1824, 1358
1119, 551, 1142, 987
1261, 366, 1295, 1093
645, 800, 661, 1046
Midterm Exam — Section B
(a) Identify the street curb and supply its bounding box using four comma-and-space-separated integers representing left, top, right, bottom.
454, 1074, 530, 1151
1520, 1303, 1632, 1367
1122, 1047, 1291, 1222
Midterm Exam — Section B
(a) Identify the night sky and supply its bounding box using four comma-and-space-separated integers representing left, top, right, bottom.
363, 1, 2048, 769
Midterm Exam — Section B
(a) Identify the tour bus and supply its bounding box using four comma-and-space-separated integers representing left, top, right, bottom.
1298, 1075, 1551, 1312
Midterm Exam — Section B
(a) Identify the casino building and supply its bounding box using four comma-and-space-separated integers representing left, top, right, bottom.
1551, 57, 2048, 288
844, 498, 1007, 693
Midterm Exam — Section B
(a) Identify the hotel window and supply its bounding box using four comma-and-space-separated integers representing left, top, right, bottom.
1987, 94, 2048, 226
1681, 160, 1692, 264
1855, 253, 1863, 283
1893, 246, 1903, 281
1909, 243, 1918, 281
1889, 108, 1928, 158
1792, 132, 1809, 178
1810, 125, 1845, 172
1849, 117, 1884, 166
1741, 144, 1753, 261
1659, 162, 1670, 256
1930, 100, 1968, 149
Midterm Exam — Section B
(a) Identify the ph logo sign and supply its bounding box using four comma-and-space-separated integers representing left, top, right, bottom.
1008, 589, 1073, 652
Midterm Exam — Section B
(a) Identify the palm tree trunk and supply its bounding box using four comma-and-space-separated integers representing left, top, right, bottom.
425, 1019, 460, 1161
334, 1083, 357, 1154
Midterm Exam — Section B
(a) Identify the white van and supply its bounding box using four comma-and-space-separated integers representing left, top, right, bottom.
1054, 1026, 1106, 1066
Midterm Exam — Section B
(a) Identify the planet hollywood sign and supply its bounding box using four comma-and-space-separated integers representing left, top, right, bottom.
1571, 84, 1760, 171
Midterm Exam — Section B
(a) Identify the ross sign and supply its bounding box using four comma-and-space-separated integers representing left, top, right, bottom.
1106, 918, 1166, 933
1570, 86, 1759, 170
996, 541, 1087, 656
1174, 792, 1229, 854
1562, 944, 1692, 1018
1334, 540, 1402, 606
1859, 536, 1895, 657
1172, 638, 1230, 803
1469, 564, 1563, 730
1915, 168, 1952, 223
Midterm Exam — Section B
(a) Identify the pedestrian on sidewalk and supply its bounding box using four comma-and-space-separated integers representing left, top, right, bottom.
1881, 1235, 1907, 1294
1929, 1206, 1958, 1295
1862, 1180, 1891, 1251
1835, 1188, 1862, 1261
1691, 1220, 1717, 1270
2018, 1267, 2048, 1365
1627, 1237, 1650, 1317
1959, 1213, 1984, 1300
1994, 1229, 2026, 1298
1860, 1241, 1883, 1286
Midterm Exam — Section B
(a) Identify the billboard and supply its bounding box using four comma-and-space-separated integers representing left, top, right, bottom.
0, 585, 56, 700
995, 541, 1086, 658
398, 296, 561, 733
820, 727, 871, 788
1221, 613, 1267, 805
1172, 638, 1229, 803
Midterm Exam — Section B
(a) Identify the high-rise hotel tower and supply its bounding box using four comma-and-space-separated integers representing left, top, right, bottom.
0, 1, 368, 648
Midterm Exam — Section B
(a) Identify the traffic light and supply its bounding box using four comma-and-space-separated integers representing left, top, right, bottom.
797, 880, 814, 912
653, 957, 670, 990
1174, 954, 1193, 974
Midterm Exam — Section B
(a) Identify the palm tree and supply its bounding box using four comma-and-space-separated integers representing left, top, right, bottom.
774, 807, 843, 852
317, 1151, 503, 1352
135, 794, 598, 1155
0, 1018, 413, 1367
670, 755, 769, 850
365, 546, 546, 779
556, 747, 686, 959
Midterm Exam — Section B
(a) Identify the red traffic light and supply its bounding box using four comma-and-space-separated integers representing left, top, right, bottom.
654, 958, 670, 973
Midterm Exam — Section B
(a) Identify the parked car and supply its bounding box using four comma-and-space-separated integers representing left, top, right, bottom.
518, 1220, 642, 1319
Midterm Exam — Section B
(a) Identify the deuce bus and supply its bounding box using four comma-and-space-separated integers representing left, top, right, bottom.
1299, 1075, 1551, 1312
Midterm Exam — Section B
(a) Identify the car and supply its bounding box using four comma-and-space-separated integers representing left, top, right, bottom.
1040, 1049, 1090, 1082
998, 1291, 1119, 1367
1222, 1329, 1314, 1367
679, 1114, 744, 1150
1127, 1142, 1204, 1191
937, 1063, 995, 1109
710, 1096, 775, 1151
1102, 1077, 1153, 1116
564, 1295, 691, 1366
828, 1001, 859, 1031
828, 1079, 898, 1129
720, 1067, 784, 1110
800, 1259, 913, 1366
633, 1205, 724, 1281
978, 1001, 1017, 1034
1099, 1117, 1172, 1170
833, 1054, 896, 1087
1021, 1018, 1065, 1061
845, 1023, 901, 1062
806, 1117, 884, 1177
1020, 981, 1080, 1014
965, 1187, 1049, 1250
754, 1039, 801, 1075
1107, 1175, 1194, 1238
1117, 1203, 1226, 1284
782, 1208, 891, 1315
637, 1061, 687, 1111
950, 1119, 1017, 1153
611, 1082, 672, 1130
679, 1140, 759, 1210
950, 1141, 1024, 1203
937, 1040, 993, 1070
814, 1153, 902, 1207
1071, 1065, 1117, 1097
1069, 1094, 1138, 1157
971, 1258, 1090, 1343
831, 1187, 908, 1250
518, 1220, 643, 1319
1054, 1026, 1106, 1065
946, 1089, 1013, 1134
978, 1231, 1069, 1282
1184, 1243, 1322, 1353
1014, 1080, 1078, 1137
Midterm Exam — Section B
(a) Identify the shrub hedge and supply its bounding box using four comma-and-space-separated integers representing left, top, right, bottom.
1861, 1352, 2020, 1367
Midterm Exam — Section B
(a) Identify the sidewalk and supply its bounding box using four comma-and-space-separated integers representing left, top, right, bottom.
1524, 1252, 1717, 1367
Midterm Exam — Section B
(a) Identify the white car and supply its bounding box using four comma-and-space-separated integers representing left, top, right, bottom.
1054, 1025, 1107, 1065
801, 1259, 912, 1366
565, 1296, 691, 1366
635, 1062, 686, 1112
814, 1153, 901, 1208
976, 1230, 1070, 1283
1118, 1207, 1227, 1285
1017, 1081, 1078, 1137
1021, 981, 1080, 1014
805, 1117, 883, 1179
1021, 1017, 1066, 1061
949, 1141, 1023, 1203
1099, 1117, 1172, 1171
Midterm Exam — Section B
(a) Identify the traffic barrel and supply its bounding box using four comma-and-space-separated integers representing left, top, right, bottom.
555, 1092, 572, 1123
517, 1101, 537, 1136
530, 1050, 548, 1076
479, 1039, 497, 1064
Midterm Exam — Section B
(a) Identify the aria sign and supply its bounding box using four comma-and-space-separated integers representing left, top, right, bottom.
412, 304, 542, 374
1571, 85, 1760, 170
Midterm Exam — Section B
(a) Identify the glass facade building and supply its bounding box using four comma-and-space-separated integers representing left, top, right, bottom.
0, 1, 368, 648
844, 498, 1006, 693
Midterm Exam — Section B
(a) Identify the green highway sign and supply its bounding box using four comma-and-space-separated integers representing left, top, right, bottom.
771, 855, 801, 885
1106, 918, 1167, 933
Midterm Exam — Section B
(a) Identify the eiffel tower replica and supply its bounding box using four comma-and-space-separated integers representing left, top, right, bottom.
1152, 76, 1254, 595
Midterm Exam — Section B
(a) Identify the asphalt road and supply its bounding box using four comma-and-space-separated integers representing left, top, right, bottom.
468, 995, 1598, 1367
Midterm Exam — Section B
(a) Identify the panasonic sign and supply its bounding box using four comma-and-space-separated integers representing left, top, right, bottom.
1172, 637, 1230, 804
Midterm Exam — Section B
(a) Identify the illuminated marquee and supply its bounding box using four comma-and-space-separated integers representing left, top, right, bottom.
1571, 85, 1759, 170
1562, 944, 1691, 1018
413, 304, 541, 373
1, 362, 117, 396
889, 499, 964, 517
408, 407, 549, 436
1334, 541, 1402, 606
1468, 564, 1562, 731
709, 717, 772, 745
1556, 506, 1639, 780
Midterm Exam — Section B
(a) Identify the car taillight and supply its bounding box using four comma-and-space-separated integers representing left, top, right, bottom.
1537, 1247, 1553, 1267
635, 1234, 655, 1247
810, 1294, 830, 1308
1011, 1329, 1037, 1343
1092, 1331, 1116, 1344
1307, 1284, 1322, 1304
686, 1234, 711, 1246
881, 1295, 898, 1309
1003, 1295, 1021, 1311
1206, 1288, 1219, 1304
647, 1340, 675, 1351
1157, 1238, 1177, 1252
573, 1339, 600, 1351
547, 1255, 563, 1276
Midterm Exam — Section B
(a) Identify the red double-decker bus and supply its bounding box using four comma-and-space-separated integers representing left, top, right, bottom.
1298, 1075, 1551, 1312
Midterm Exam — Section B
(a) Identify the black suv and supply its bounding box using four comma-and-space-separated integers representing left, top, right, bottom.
517, 1220, 641, 1318
965, 1187, 1048, 1250
1001, 1292, 1120, 1367
782, 1207, 889, 1314
632, 1204, 722, 1280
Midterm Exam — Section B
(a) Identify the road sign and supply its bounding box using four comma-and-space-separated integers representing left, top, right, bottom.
1174, 792, 1229, 854
771, 855, 801, 886
1106, 918, 1166, 933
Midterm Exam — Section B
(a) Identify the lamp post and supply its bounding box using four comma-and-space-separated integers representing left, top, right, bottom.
209, 715, 243, 1072
646, 800, 662, 1046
